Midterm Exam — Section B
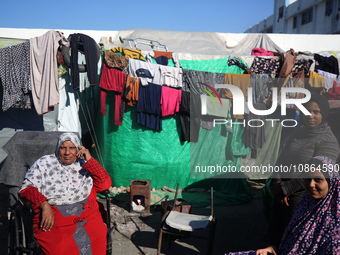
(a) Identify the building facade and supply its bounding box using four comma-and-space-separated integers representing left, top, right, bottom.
245, 0, 340, 34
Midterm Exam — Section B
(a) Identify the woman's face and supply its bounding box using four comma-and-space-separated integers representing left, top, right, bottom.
58, 140, 77, 165
304, 169, 329, 200
302, 102, 323, 128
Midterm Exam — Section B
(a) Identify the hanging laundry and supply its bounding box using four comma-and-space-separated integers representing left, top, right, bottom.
251, 47, 274, 56
278, 49, 297, 79
317, 70, 338, 92
122, 75, 140, 107
128, 58, 162, 86
146, 50, 181, 68
250, 74, 274, 105
119, 75, 140, 122
30, 30, 70, 115
314, 53, 339, 75
292, 58, 313, 76
246, 103, 267, 158
200, 95, 232, 132
177, 91, 201, 142
103, 50, 129, 72
182, 69, 225, 94
159, 65, 183, 88
136, 82, 162, 131
111, 47, 145, 61
99, 63, 127, 126
328, 80, 340, 100
161, 86, 182, 117
250, 56, 283, 78
69, 33, 99, 91
308, 71, 325, 94
228, 57, 250, 74
222, 73, 251, 119
296, 52, 315, 71
0, 41, 31, 111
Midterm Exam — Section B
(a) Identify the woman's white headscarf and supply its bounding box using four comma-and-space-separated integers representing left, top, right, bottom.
20, 132, 93, 205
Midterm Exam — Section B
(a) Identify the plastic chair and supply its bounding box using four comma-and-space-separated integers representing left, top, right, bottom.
157, 184, 216, 255
8, 191, 114, 255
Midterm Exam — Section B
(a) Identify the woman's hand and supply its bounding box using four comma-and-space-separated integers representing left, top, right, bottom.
76, 146, 92, 161
256, 246, 277, 255
39, 201, 54, 231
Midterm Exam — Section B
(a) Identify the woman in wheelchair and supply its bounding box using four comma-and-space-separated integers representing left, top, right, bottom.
19, 132, 112, 255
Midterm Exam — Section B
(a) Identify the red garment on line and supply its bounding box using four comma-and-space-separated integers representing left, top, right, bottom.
99, 63, 127, 125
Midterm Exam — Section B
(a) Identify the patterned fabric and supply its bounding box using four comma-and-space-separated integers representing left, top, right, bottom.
104, 50, 129, 72
250, 56, 282, 78
279, 156, 340, 255
20, 186, 48, 210
20, 133, 93, 205
0, 41, 31, 111
122, 75, 140, 107
111, 47, 145, 61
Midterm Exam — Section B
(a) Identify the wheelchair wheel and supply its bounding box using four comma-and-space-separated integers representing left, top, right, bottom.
8, 208, 24, 255
8, 203, 41, 255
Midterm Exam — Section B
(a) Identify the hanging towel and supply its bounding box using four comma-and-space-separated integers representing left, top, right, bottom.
30, 30, 69, 115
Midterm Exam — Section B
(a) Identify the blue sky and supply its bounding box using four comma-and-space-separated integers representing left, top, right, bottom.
1, 0, 274, 33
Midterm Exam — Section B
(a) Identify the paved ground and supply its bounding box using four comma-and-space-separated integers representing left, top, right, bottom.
0, 184, 270, 255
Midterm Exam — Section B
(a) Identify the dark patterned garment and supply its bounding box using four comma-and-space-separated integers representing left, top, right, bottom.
0, 41, 31, 111
226, 156, 340, 255
250, 56, 282, 78
279, 156, 340, 254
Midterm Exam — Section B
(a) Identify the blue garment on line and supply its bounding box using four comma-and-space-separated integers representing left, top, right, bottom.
137, 82, 162, 131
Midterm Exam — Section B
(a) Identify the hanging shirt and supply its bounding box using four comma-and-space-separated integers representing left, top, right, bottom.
159, 65, 183, 88
128, 58, 162, 86
317, 69, 338, 92
308, 71, 325, 94
161, 86, 182, 117
99, 63, 127, 125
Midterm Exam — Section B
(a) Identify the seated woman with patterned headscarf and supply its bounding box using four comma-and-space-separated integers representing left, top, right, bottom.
20, 132, 112, 255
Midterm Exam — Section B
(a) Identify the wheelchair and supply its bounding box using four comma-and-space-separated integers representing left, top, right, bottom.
8, 190, 114, 255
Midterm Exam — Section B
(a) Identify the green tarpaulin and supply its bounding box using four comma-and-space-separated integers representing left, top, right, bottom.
92, 57, 254, 206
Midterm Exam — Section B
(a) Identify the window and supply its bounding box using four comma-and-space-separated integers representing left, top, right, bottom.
301, 9, 313, 25
325, 0, 333, 16
293, 16, 297, 29
278, 6, 284, 21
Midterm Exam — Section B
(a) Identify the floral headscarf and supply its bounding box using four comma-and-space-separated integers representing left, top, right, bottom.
20, 132, 93, 205
279, 156, 340, 254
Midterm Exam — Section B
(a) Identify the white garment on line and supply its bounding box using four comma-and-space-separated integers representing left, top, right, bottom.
128, 58, 162, 86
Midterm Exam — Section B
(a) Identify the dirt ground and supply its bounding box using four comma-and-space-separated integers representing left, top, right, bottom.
0, 183, 270, 255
